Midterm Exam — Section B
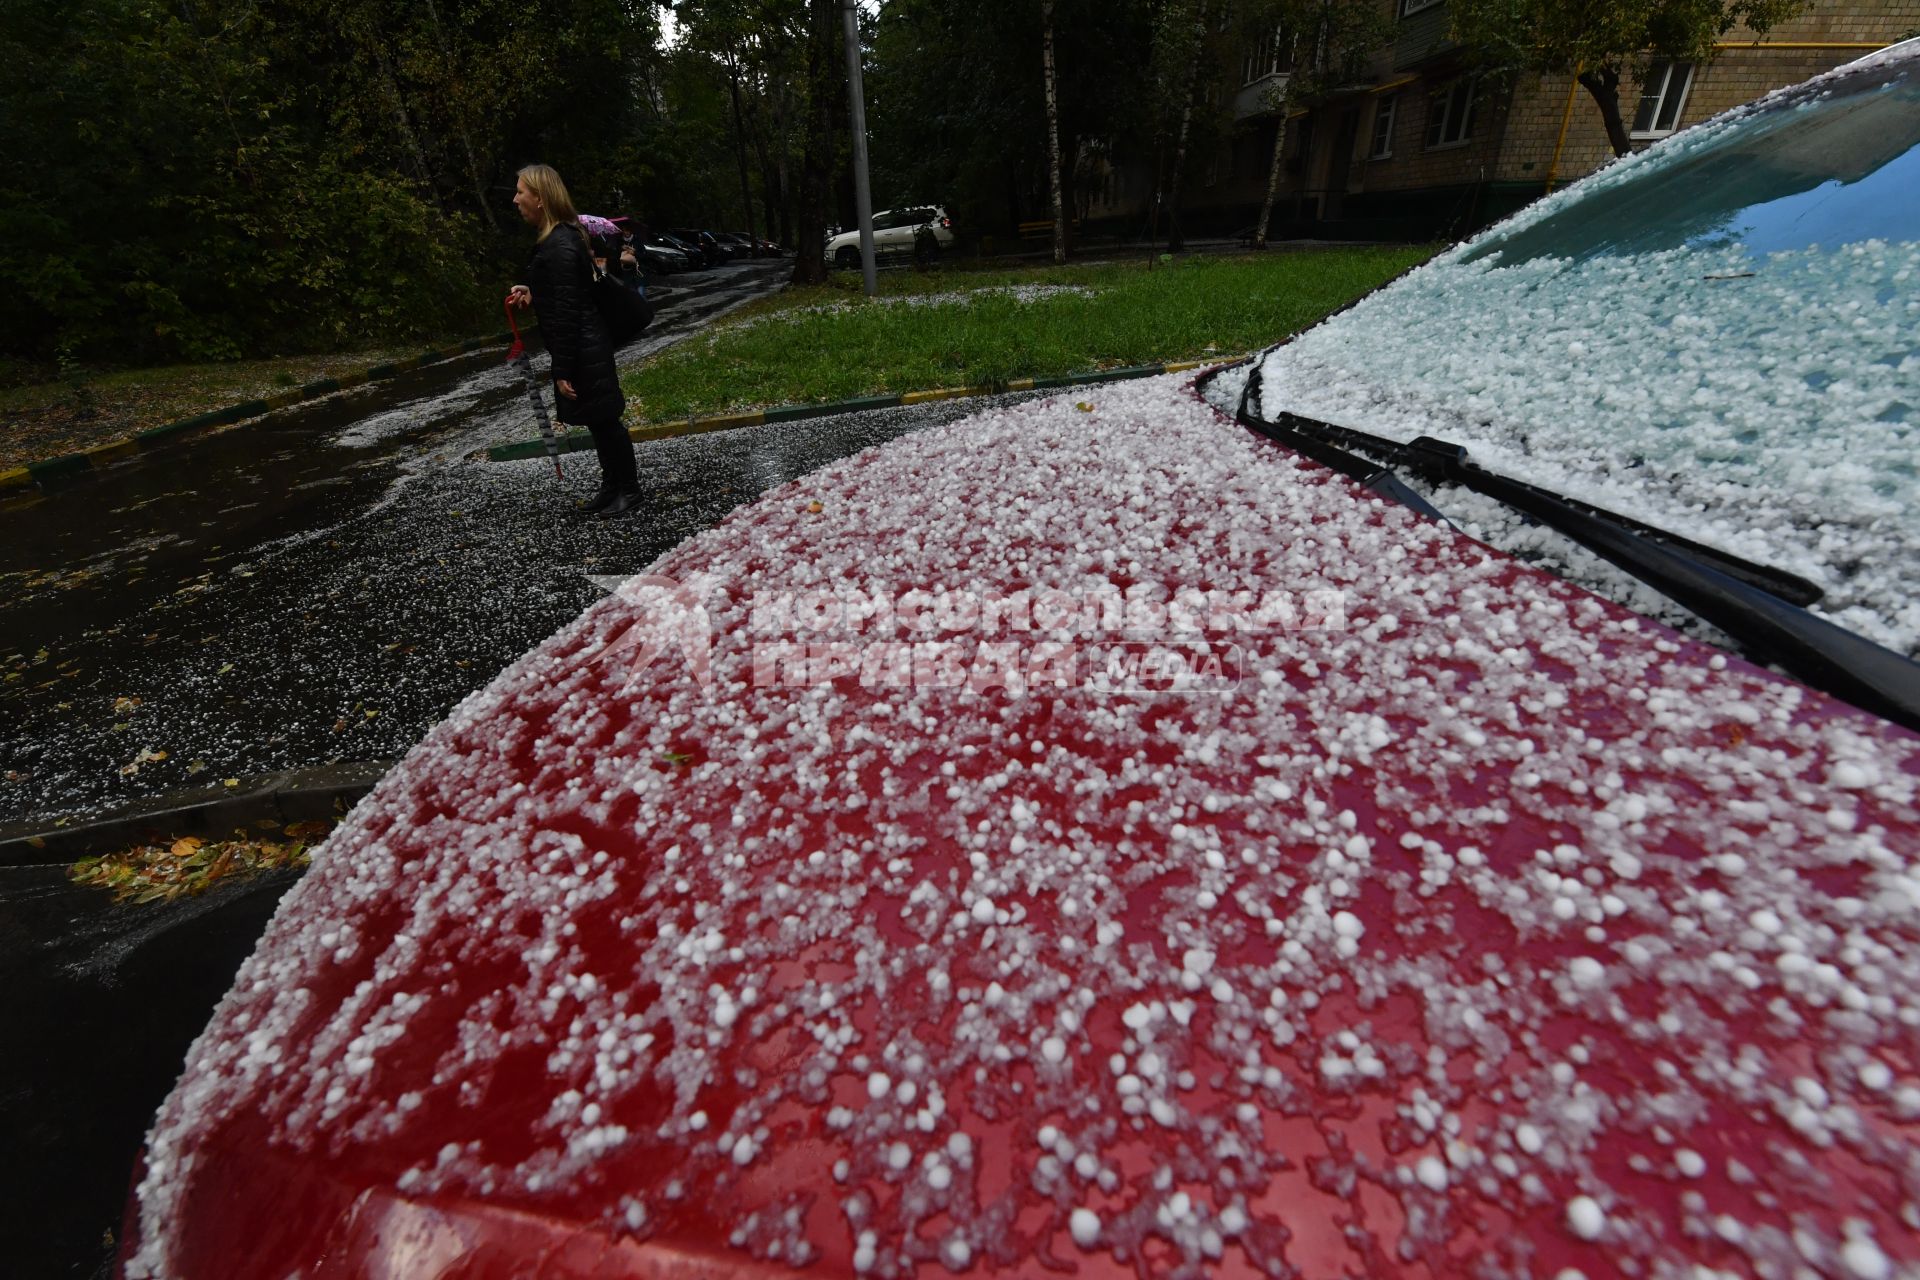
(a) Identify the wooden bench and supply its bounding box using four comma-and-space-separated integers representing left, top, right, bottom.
1018, 219, 1081, 240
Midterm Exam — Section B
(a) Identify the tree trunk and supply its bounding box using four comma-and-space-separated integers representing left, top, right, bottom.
421, 0, 498, 230
724, 47, 758, 242
1163, 0, 1209, 253
792, 0, 839, 285
747, 95, 779, 243
1052, 0, 1067, 264
1165, 95, 1195, 251
1577, 65, 1632, 158
775, 80, 795, 246
372, 44, 434, 196
1059, 127, 1080, 256
1146, 143, 1165, 248
1252, 108, 1291, 249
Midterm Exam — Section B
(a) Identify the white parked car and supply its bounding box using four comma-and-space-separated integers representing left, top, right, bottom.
826, 204, 954, 267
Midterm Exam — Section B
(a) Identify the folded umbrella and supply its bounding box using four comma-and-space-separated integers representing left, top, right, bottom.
503, 300, 565, 480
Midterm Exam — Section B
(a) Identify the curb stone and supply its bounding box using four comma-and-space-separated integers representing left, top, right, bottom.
483, 359, 1215, 463
0, 760, 396, 869
10, 329, 528, 491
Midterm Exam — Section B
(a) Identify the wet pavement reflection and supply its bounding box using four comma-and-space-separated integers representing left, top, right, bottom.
0, 262, 1051, 826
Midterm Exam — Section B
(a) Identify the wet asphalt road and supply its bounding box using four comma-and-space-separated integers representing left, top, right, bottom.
0, 258, 1054, 830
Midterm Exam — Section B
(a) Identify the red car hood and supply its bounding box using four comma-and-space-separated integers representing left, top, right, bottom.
127, 375, 1919, 1279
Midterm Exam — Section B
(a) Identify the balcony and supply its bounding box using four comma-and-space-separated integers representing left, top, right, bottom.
1235, 71, 1293, 121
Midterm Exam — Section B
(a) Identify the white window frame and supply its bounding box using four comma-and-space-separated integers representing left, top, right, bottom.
1242, 29, 1292, 85
1399, 0, 1443, 17
1631, 60, 1695, 139
1424, 79, 1475, 150
1369, 94, 1398, 160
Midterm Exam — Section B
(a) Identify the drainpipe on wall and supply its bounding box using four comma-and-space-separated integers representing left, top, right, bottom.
1544, 70, 1582, 195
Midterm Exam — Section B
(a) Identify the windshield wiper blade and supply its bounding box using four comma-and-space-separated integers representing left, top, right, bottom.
1237, 365, 1821, 604
1395, 433, 1920, 732
1238, 402, 1451, 522
1235, 372, 1920, 733
1261, 416, 1822, 608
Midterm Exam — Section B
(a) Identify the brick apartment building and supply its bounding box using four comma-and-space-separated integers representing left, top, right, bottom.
1084, 0, 1918, 241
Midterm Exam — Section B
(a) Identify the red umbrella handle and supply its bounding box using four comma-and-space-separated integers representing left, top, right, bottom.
505, 299, 526, 362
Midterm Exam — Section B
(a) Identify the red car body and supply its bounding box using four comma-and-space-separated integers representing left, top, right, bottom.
122, 364, 1918, 1278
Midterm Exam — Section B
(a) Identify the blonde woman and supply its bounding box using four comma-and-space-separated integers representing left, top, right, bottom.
505, 164, 640, 518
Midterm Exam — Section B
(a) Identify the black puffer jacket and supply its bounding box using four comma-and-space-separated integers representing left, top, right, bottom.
526, 224, 625, 426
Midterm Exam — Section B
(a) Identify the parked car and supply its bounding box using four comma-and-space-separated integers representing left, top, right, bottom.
706, 230, 752, 261
123, 47, 1919, 1280
726, 230, 782, 257
664, 229, 728, 268
650, 231, 704, 269
636, 236, 694, 274
826, 204, 954, 268
717, 230, 773, 258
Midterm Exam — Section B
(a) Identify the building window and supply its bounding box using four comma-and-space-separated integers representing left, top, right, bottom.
1399, 0, 1443, 16
1631, 60, 1695, 138
1242, 29, 1292, 85
1287, 113, 1315, 174
1370, 94, 1398, 159
1424, 79, 1475, 149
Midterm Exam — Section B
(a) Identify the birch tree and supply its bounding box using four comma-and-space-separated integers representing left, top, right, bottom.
1248, 0, 1389, 249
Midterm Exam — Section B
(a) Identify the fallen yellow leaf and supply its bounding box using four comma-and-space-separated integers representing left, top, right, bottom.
170, 837, 203, 858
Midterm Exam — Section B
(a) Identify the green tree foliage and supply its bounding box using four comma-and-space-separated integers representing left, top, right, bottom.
864, 0, 1154, 242
1448, 0, 1810, 156
670, 0, 810, 244
1, 0, 665, 369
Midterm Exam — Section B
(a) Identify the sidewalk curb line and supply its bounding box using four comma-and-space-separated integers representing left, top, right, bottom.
0, 761, 397, 869
483, 361, 1218, 463
13, 326, 529, 490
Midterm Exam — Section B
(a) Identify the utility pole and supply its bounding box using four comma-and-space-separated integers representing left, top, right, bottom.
841, 0, 877, 296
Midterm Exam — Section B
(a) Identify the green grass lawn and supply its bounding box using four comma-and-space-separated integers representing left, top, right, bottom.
622, 246, 1434, 422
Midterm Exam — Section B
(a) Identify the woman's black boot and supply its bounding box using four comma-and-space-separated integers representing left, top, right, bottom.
581, 422, 626, 514
589, 419, 643, 520
596, 489, 645, 519
581, 481, 618, 514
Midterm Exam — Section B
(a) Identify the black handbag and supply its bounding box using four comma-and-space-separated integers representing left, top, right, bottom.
593, 259, 654, 347
581, 227, 655, 346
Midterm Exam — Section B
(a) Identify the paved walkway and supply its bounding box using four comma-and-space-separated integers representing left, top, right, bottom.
0, 257, 1058, 826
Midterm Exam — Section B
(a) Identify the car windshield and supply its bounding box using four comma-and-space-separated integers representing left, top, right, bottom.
1239, 49, 1920, 656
